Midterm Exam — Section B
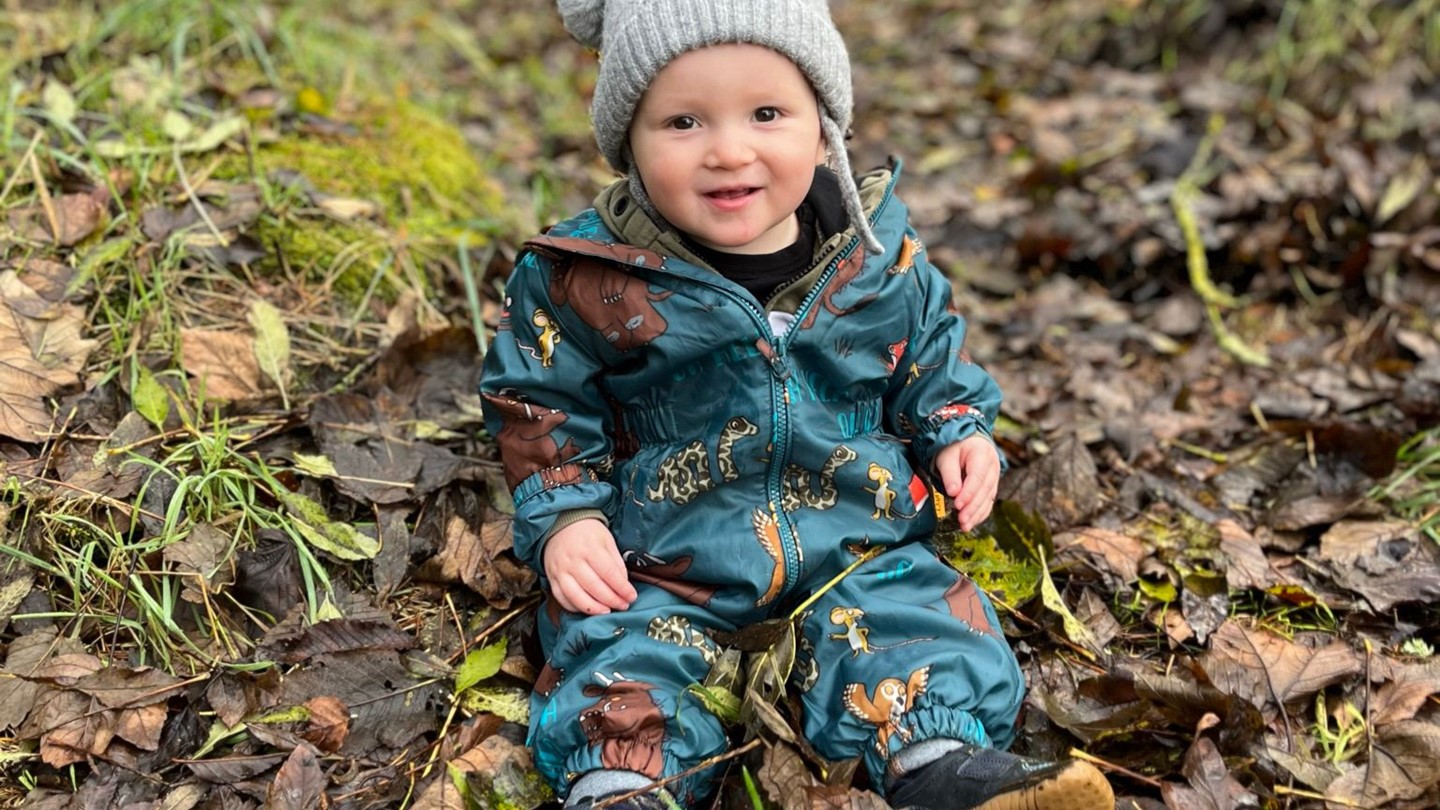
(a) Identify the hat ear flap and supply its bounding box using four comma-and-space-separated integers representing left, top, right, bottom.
558, 0, 606, 50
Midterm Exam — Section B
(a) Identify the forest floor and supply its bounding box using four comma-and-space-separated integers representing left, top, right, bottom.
1, 0, 1439, 808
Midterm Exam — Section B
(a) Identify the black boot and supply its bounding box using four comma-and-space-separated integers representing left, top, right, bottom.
886, 741, 1113, 810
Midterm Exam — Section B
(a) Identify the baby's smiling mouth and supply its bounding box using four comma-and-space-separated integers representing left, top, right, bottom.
706, 187, 757, 199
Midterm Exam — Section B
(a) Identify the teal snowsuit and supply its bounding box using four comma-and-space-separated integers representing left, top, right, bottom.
481, 165, 1024, 803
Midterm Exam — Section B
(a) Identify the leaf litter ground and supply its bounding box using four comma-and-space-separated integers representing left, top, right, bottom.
1, 0, 1439, 808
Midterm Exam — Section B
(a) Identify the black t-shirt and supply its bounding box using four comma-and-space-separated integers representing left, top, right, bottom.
685, 167, 846, 305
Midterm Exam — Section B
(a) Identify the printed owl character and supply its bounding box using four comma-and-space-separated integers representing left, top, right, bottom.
842, 665, 931, 754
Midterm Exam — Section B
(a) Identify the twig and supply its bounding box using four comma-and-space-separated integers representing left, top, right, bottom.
172, 143, 228, 244
27, 148, 61, 245
1068, 748, 1163, 789
1170, 114, 1269, 368
1274, 784, 1363, 807
0, 131, 42, 207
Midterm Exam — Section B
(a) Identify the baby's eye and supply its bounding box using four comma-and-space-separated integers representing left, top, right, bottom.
755, 107, 780, 123
669, 115, 698, 130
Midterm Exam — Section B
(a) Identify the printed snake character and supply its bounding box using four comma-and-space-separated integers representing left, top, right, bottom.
646, 615, 717, 665
781, 444, 858, 511
843, 665, 932, 757
647, 417, 757, 504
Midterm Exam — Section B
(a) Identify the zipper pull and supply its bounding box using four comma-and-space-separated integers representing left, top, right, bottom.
755, 338, 791, 381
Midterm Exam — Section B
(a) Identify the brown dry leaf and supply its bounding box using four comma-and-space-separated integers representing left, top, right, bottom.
265, 744, 326, 810
1198, 619, 1361, 714
24, 687, 106, 767
257, 611, 415, 664
1369, 662, 1440, 727
164, 523, 236, 604
180, 328, 265, 402
1059, 526, 1145, 584
417, 488, 536, 609
8, 192, 107, 246
33, 651, 103, 683
278, 650, 442, 754
1215, 519, 1275, 590
140, 182, 263, 241
443, 735, 548, 810
997, 432, 1102, 531
1325, 721, 1440, 808
0, 268, 99, 442
299, 696, 350, 753
1318, 519, 1440, 611
183, 752, 288, 784
74, 665, 186, 709
0, 628, 84, 731
114, 703, 167, 751
759, 742, 818, 810
1160, 736, 1256, 810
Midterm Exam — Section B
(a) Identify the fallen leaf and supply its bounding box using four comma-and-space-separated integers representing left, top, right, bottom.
1215, 519, 1275, 590
114, 703, 167, 751
180, 328, 265, 402
265, 744, 325, 810
248, 300, 291, 404
759, 742, 818, 810
1160, 736, 1256, 810
997, 433, 1103, 531
299, 696, 350, 753
1318, 520, 1440, 611
164, 523, 235, 604
1199, 620, 1362, 714
8, 192, 107, 246
278, 650, 442, 754
0, 268, 99, 441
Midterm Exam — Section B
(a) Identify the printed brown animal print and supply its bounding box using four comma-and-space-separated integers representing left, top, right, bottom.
799, 250, 876, 330
579, 675, 668, 778
482, 392, 581, 490
532, 235, 668, 271
843, 665, 931, 756
623, 551, 719, 608
942, 575, 997, 637
547, 256, 672, 351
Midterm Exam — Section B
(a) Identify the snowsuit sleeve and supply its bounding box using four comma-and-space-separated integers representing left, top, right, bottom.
882, 230, 1003, 474
480, 250, 619, 573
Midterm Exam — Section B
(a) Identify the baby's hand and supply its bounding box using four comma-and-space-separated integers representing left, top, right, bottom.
542, 518, 638, 615
935, 435, 1001, 532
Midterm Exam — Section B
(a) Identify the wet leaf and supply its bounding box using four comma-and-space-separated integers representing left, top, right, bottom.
0, 566, 35, 629
997, 433, 1102, 531
1215, 519, 1275, 590
114, 703, 167, 751
415, 489, 534, 607
278, 650, 443, 754
759, 742, 817, 810
74, 666, 186, 709
256, 611, 414, 663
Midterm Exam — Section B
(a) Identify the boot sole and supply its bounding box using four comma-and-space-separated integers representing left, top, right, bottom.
971, 760, 1114, 810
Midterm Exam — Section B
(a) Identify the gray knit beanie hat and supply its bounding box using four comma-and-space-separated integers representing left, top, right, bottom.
558, 0, 884, 254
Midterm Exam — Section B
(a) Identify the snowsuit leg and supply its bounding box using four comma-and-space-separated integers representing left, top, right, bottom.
529, 583, 733, 804
793, 542, 1025, 784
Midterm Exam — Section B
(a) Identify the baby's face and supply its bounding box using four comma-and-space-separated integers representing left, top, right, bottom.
629, 44, 826, 255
